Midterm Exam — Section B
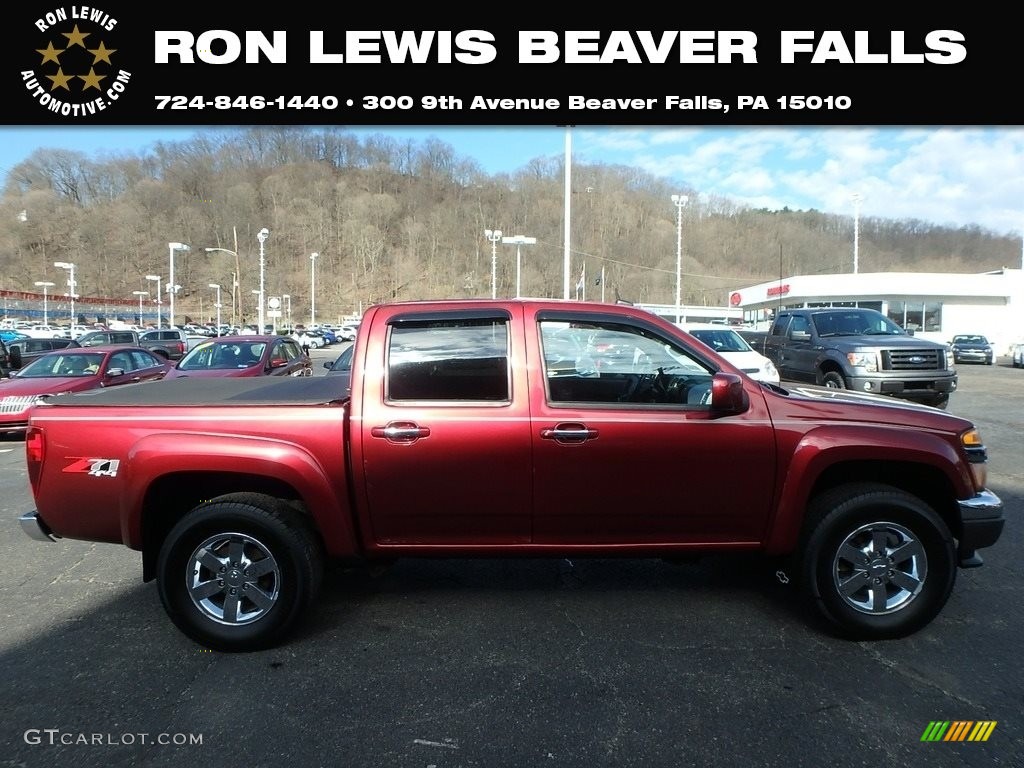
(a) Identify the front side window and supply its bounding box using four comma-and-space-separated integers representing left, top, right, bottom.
540, 319, 713, 406
387, 317, 510, 402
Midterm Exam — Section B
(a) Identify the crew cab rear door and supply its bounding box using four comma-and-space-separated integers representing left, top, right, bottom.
528, 309, 776, 545
354, 305, 532, 545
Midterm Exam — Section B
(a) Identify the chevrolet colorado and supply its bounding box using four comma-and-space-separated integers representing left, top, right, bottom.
18, 299, 1004, 651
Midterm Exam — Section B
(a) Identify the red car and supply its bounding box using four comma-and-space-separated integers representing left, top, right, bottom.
0, 345, 169, 434
163, 335, 311, 379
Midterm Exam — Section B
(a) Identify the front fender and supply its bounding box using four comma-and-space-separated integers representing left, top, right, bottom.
764, 424, 973, 555
119, 432, 357, 557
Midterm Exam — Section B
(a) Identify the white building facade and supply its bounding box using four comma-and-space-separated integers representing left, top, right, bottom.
731, 269, 1024, 355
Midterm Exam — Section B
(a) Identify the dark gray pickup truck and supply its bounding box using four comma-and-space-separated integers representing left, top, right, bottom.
742, 308, 957, 408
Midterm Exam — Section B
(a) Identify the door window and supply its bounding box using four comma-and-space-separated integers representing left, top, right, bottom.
386, 317, 510, 402
539, 320, 713, 406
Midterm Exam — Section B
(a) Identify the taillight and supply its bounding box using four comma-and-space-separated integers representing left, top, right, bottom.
176, 342, 185, 353
25, 425, 45, 488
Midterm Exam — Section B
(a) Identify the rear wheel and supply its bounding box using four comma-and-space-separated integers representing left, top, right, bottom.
800, 482, 956, 640
157, 493, 323, 652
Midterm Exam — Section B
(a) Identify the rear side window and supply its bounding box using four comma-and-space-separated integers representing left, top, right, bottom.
386, 317, 510, 402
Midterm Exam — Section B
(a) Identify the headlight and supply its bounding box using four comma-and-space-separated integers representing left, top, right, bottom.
763, 359, 778, 377
946, 349, 955, 368
846, 351, 879, 372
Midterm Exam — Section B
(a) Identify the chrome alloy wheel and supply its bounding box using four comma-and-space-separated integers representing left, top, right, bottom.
832, 522, 928, 615
186, 532, 281, 625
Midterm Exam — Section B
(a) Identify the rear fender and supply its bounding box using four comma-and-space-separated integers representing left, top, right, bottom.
120, 432, 357, 557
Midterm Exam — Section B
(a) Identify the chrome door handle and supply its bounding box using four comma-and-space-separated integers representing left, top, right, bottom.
540, 423, 598, 443
371, 422, 431, 442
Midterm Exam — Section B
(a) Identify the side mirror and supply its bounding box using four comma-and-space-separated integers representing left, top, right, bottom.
323, 361, 333, 369
105, 367, 125, 377
710, 372, 750, 414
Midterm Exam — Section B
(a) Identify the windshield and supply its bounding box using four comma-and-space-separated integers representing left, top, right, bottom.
177, 341, 267, 370
688, 329, 752, 353
811, 311, 905, 337
16, 352, 104, 378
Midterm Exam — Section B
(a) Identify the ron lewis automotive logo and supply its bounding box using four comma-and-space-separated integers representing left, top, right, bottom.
19, 6, 130, 118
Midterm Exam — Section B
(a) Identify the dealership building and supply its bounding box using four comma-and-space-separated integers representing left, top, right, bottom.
730, 268, 1024, 355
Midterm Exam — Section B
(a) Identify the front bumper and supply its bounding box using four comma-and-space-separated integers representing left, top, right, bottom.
845, 374, 957, 399
956, 489, 1004, 567
19, 510, 59, 542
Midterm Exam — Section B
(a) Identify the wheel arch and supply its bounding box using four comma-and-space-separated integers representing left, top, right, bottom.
123, 433, 359, 581
765, 429, 971, 556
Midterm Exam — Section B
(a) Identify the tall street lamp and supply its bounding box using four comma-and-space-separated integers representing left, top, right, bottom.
204, 246, 241, 326
851, 193, 863, 274
670, 194, 689, 324
132, 291, 149, 325
283, 294, 292, 330
484, 229, 502, 299
145, 274, 162, 327
501, 235, 537, 299
256, 228, 269, 333
310, 252, 318, 326
34, 281, 55, 325
53, 261, 76, 326
167, 242, 190, 328
208, 283, 222, 330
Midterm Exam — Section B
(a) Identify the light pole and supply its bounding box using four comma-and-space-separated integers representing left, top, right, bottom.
256, 228, 269, 333
132, 290, 149, 324
310, 252, 318, 326
167, 241, 190, 328
671, 194, 689, 323
208, 283, 222, 330
34, 281, 55, 325
251, 289, 261, 327
851, 193, 863, 274
501, 235, 537, 298
484, 229, 502, 299
145, 274, 162, 327
53, 261, 76, 327
204, 247, 242, 326
283, 294, 291, 330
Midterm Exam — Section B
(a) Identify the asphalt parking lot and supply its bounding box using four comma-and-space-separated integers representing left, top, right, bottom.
0, 354, 1020, 768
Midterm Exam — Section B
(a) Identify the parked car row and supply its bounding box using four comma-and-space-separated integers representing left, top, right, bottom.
0, 335, 314, 434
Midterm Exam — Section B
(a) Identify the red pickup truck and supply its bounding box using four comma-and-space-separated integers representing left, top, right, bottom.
18, 299, 1005, 651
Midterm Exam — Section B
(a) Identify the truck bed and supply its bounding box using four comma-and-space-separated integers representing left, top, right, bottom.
40, 375, 349, 408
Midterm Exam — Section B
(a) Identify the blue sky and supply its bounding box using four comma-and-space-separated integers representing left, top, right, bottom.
2, 126, 1023, 239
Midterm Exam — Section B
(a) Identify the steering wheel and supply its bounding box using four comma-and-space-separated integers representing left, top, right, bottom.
650, 367, 685, 403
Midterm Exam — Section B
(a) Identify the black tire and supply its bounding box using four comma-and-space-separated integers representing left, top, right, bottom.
800, 482, 956, 640
157, 493, 323, 652
821, 371, 846, 389
929, 394, 950, 410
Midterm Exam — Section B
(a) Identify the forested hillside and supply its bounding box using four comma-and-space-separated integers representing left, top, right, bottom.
1, 126, 1018, 324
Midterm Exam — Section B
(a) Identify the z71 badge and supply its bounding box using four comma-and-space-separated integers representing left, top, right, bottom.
63, 458, 121, 477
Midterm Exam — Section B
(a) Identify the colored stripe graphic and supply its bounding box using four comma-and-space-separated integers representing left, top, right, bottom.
921, 722, 949, 741
921, 721, 996, 742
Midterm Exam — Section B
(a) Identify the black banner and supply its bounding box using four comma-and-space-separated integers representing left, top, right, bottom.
0, 5, 1015, 126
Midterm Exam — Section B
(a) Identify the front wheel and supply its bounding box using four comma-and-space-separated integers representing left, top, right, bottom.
800, 482, 956, 640
821, 371, 846, 389
157, 493, 323, 652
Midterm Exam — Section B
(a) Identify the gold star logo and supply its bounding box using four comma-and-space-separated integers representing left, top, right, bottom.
62, 24, 90, 48
88, 41, 116, 65
37, 41, 64, 65
46, 67, 74, 91
79, 68, 106, 91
